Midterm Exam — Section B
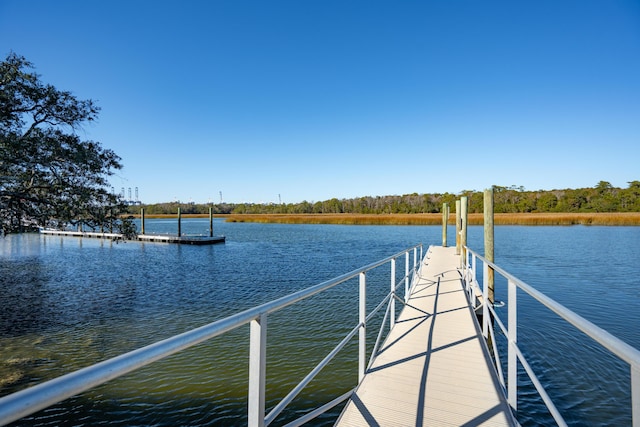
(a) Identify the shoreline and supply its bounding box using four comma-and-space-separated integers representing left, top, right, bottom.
129, 212, 640, 226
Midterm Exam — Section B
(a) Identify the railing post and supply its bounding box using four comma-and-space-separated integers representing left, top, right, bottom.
390, 258, 396, 329
471, 253, 477, 303
508, 279, 517, 411
359, 272, 367, 382
633, 364, 640, 427
405, 252, 410, 301
248, 314, 267, 427
483, 263, 489, 338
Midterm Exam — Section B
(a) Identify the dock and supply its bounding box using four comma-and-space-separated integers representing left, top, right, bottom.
336, 246, 515, 426
39, 229, 225, 245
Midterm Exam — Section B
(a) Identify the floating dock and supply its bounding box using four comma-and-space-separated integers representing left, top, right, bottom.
39, 229, 225, 245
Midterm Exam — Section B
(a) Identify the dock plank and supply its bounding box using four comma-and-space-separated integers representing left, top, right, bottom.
39, 229, 225, 245
335, 246, 515, 427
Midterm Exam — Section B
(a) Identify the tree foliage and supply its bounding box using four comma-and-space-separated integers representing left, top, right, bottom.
1, 53, 133, 235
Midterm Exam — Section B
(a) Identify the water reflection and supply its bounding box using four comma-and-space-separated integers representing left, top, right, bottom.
0, 258, 52, 337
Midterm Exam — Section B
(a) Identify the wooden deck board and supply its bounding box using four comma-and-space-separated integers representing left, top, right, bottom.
335, 246, 515, 427
39, 229, 225, 245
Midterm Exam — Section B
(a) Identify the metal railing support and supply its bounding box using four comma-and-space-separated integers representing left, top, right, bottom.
633, 365, 640, 427
482, 263, 489, 338
358, 272, 367, 382
471, 253, 477, 305
405, 252, 410, 301
508, 278, 518, 411
390, 258, 396, 329
249, 314, 268, 427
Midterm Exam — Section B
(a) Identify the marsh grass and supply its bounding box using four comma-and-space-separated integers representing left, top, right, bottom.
491, 212, 640, 226
137, 212, 640, 226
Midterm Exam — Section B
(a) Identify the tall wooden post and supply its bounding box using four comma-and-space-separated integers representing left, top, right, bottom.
460, 196, 468, 268
141, 208, 145, 235
209, 207, 213, 238
442, 203, 449, 247
177, 207, 182, 236
484, 188, 495, 304
455, 200, 461, 255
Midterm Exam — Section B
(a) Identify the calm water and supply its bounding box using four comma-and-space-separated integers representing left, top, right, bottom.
1, 221, 639, 426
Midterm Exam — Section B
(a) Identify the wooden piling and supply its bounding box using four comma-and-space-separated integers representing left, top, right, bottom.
442, 203, 449, 247
455, 200, 461, 255
460, 196, 468, 267
209, 207, 213, 238
484, 188, 495, 304
178, 207, 182, 236
141, 208, 146, 235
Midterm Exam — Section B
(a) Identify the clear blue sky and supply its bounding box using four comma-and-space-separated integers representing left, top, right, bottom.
2, 1, 639, 204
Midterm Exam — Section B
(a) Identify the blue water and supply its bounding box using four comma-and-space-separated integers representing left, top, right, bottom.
1, 221, 639, 425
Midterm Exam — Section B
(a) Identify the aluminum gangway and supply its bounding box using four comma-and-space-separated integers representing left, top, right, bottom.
335, 246, 516, 426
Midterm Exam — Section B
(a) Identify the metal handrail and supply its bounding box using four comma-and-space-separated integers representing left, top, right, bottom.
0, 244, 423, 426
463, 246, 640, 426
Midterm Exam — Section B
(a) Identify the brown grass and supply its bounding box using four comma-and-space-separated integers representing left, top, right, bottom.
129, 213, 640, 226
490, 212, 640, 226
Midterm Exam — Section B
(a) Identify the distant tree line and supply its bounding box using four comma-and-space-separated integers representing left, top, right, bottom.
131, 181, 640, 215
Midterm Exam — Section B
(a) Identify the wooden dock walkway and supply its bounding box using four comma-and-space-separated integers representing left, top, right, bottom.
336, 246, 515, 426
39, 229, 225, 245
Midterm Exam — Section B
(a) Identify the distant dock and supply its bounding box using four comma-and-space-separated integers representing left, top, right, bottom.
39, 229, 225, 245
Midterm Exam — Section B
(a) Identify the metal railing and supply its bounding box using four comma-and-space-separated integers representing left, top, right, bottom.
462, 246, 640, 427
0, 244, 423, 426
